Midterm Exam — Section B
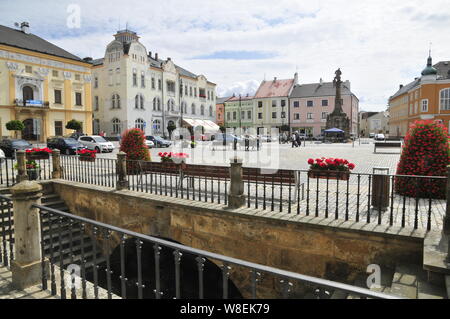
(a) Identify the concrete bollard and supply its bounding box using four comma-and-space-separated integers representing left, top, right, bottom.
16, 150, 28, 183
228, 156, 246, 209
51, 149, 61, 179
444, 166, 450, 235
10, 180, 46, 290
116, 152, 129, 190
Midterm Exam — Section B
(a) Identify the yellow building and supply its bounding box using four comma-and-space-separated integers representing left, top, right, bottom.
0, 22, 92, 142
388, 55, 450, 137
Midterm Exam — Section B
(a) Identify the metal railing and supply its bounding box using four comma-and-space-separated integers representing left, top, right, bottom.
0, 157, 53, 187
33, 203, 399, 299
0, 195, 13, 267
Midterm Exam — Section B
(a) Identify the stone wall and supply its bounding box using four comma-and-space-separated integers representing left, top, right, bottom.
48, 180, 425, 298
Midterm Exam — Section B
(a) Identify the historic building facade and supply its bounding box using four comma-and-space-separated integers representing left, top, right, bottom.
289, 78, 359, 137
388, 55, 450, 137
215, 96, 230, 127
224, 95, 254, 131
92, 29, 217, 138
0, 23, 93, 142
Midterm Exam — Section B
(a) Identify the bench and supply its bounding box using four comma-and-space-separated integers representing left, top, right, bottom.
374, 142, 402, 154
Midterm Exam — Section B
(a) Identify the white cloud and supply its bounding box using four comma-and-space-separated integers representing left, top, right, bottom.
2, 0, 450, 111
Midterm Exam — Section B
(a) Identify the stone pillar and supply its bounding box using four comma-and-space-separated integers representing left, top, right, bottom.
116, 152, 129, 190
10, 181, 45, 290
228, 156, 245, 209
51, 149, 61, 179
16, 150, 28, 183
444, 166, 450, 235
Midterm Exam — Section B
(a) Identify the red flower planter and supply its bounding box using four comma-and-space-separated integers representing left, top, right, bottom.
308, 170, 350, 181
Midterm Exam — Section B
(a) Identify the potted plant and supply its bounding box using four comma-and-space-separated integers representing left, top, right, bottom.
14, 160, 41, 180
77, 149, 97, 162
158, 152, 189, 169
26, 147, 52, 160
307, 157, 355, 180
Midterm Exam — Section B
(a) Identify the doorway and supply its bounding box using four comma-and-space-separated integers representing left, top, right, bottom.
22, 118, 41, 141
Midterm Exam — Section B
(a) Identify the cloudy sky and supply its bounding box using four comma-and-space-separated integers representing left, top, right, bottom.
2, 0, 450, 111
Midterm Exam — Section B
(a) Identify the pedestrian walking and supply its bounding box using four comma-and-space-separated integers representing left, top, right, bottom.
292, 132, 298, 148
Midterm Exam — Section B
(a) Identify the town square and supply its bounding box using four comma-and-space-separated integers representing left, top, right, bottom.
0, 0, 449, 308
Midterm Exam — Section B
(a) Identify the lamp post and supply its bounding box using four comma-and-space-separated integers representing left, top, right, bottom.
239, 94, 242, 135
179, 78, 183, 142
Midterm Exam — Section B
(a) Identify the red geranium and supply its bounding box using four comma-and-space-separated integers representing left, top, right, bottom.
308, 157, 355, 172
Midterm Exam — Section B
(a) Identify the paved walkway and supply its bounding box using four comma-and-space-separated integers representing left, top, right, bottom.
0, 266, 55, 299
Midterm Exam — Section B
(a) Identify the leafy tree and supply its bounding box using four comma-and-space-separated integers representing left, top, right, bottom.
66, 119, 82, 132
395, 120, 449, 199
6, 120, 25, 138
120, 128, 151, 174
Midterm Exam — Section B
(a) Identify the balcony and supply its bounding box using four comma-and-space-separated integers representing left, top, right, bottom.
14, 99, 49, 109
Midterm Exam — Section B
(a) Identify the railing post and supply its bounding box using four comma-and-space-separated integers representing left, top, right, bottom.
228, 156, 245, 209
16, 150, 28, 183
10, 180, 46, 290
51, 149, 61, 179
444, 165, 450, 235
116, 152, 128, 190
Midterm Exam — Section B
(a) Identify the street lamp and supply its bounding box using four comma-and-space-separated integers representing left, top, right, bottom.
179, 77, 183, 141
239, 94, 242, 134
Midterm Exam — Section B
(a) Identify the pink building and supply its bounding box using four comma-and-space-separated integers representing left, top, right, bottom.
289, 80, 359, 137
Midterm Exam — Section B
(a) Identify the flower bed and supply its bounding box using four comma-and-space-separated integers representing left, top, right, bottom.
158, 152, 189, 163
26, 147, 52, 160
307, 158, 355, 180
77, 149, 97, 162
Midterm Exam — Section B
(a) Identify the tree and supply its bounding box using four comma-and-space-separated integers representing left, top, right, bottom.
167, 122, 177, 140
6, 120, 25, 138
66, 119, 82, 132
395, 120, 449, 199
280, 124, 290, 132
120, 128, 151, 174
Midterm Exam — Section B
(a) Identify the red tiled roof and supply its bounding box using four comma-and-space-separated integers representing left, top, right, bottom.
227, 95, 254, 102
254, 79, 294, 98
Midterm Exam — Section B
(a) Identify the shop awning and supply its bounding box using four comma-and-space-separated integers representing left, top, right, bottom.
182, 118, 220, 134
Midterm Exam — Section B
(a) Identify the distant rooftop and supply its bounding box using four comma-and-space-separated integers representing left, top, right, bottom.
290, 81, 353, 98
254, 78, 294, 98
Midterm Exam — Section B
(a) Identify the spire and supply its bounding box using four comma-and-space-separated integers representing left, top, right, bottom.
422, 47, 437, 76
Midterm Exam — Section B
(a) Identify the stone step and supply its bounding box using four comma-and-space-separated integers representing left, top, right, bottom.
390, 264, 423, 299
417, 280, 447, 299
369, 266, 394, 295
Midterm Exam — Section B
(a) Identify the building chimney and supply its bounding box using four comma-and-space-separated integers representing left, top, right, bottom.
273, 77, 277, 82
155, 53, 159, 61
20, 22, 30, 34
399, 84, 404, 89
294, 72, 299, 85
83, 57, 93, 63
167, 57, 171, 61
148, 51, 152, 59
345, 80, 350, 90
319, 78, 323, 85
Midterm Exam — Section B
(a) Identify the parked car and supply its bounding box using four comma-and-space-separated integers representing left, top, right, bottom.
146, 136, 171, 148
0, 139, 32, 158
47, 137, 86, 155
69, 132, 86, 140
212, 133, 242, 147
374, 134, 386, 141
78, 135, 115, 153
145, 139, 155, 149
314, 134, 325, 141
369, 133, 375, 138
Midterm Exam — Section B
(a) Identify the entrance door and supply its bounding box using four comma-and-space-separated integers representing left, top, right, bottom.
22, 118, 41, 141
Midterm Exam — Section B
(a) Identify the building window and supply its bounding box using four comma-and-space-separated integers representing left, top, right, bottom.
112, 118, 121, 134
112, 94, 120, 109
185, 85, 188, 95
135, 95, 144, 109
152, 120, 161, 134
194, 88, 197, 97
209, 106, 213, 117
440, 88, 450, 111
75, 74, 81, 81
94, 76, 98, 88
158, 79, 162, 90
272, 112, 277, 119
199, 88, 206, 98
200, 105, 205, 116
414, 102, 418, 114
135, 118, 145, 131
227, 112, 231, 121
272, 100, 277, 107
167, 99, 175, 112
167, 81, 175, 93
190, 87, 193, 96
247, 110, 251, 119
258, 101, 263, 108
52, 70, 59, 77
141, 72, 145, 88
153, 97, 161, 111
233, 112, 237, 120
55, 121, 63, 136
132, 70, 137, 87
307, 101, 313, 107
241, 111, 245, 119
54, 90, 62, 104
322, 112, 328, 119
307, 113, 313, 119
75, 92, 82, 106
281, 100, 286, 107
421, 99, 429, 112
191, 103, 196, 115
281, 112, 286, 119
294, 101, 299, 108
94, 96, 99, 111
322, 100, 328, 107
258, 113, 263, 119
25, 65, 32, 73
294, 113, 300, 120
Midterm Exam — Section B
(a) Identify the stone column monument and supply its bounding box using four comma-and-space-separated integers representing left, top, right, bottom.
325, 68, 351, 139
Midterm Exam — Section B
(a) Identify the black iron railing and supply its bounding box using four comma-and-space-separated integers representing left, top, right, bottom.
60, 155, 117, 188
33, 204, 399, 299
0, 157, 53, 187
0, 195, 14, 267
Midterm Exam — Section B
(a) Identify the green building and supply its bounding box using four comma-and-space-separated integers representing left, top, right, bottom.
224, 95, 254, 131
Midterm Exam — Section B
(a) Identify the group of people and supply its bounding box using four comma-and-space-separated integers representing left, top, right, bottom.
291, 131, 304, 148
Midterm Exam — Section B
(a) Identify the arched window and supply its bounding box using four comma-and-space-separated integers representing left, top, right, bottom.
112, 118, 121, 134
152, 119, 161, 134
191, 103, 196, 115
200, 105, 205, 116
153, 97, 161, 111
181, 101, 187, 114
112, 94, 120, 109
167, 99, 175, 112
23, 86, 34, 101
135, 118, 145, 131
209, 105, 213, 117
440, 88, 450, 111
135, 94, 144, 109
